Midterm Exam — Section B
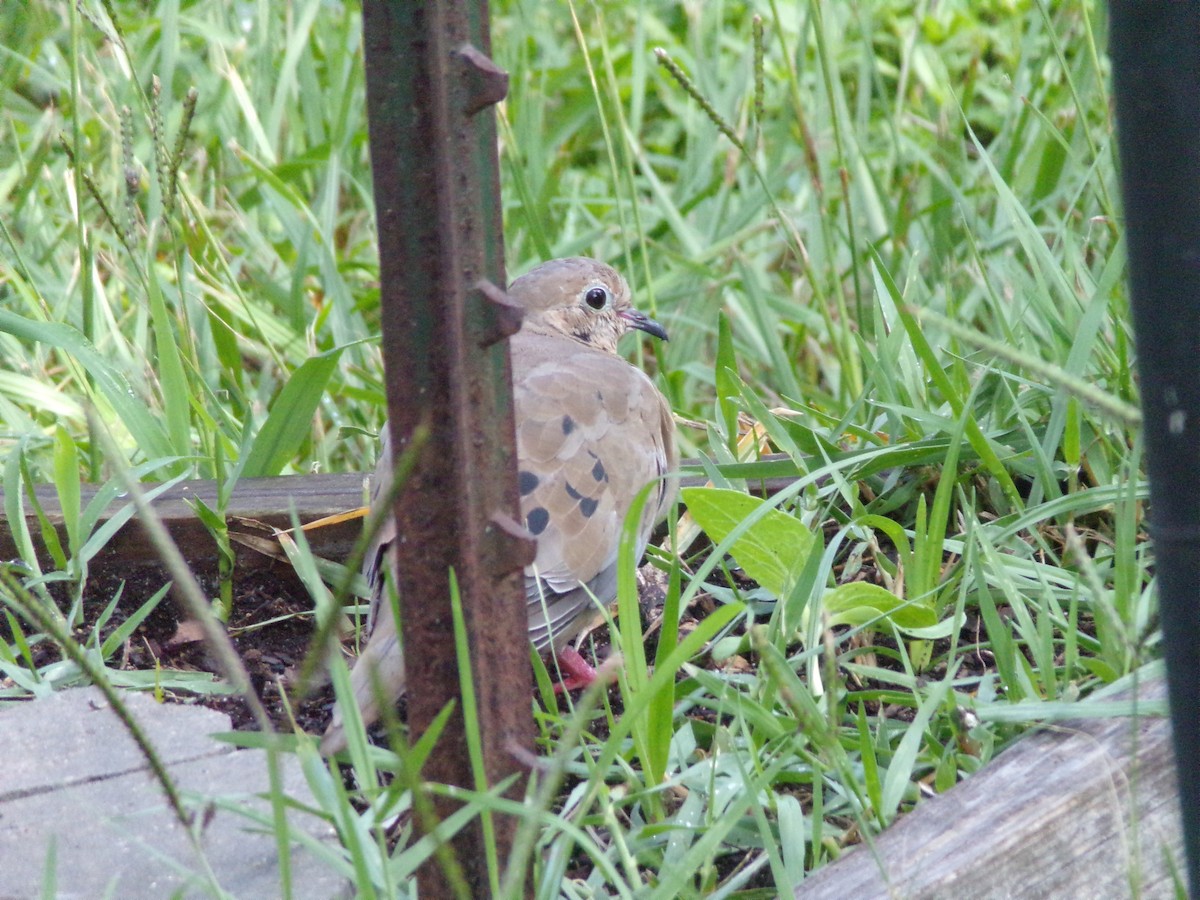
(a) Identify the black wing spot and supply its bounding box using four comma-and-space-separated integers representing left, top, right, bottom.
590, 454, 607, 482
562, 414, 576, 435
518, 470, 539, 495
526, 507, 550, 535
564, 481, 599, 518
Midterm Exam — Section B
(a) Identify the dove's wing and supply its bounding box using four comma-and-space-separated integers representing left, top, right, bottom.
512, 330, 677, 655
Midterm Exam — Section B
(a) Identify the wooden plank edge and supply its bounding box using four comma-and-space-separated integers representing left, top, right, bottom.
796, 674, 1183, 899
0, 459, 803, 569
0, 474, 371, 569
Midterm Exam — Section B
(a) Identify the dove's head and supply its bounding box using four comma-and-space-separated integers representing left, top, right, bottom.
509, 257, 668, 354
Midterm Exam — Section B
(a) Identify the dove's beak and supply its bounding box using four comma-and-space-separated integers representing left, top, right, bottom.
620, 308, 669, 342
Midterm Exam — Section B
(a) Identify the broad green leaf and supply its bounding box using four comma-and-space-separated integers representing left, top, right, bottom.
682, 487, 815, 598
239, 348, 343, 478
821, 582, 937, 632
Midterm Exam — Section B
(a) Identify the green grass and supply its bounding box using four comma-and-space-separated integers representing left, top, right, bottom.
0, 0, 1161, 895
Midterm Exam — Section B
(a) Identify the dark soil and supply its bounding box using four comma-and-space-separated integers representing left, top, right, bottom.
24, 554, 653, 741
21, 559, 339, 736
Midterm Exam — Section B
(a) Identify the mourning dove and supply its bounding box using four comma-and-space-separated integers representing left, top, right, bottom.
321, 257, 676, 754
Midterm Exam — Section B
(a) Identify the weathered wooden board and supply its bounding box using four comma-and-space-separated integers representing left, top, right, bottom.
0, 457, 800, 574
797, 675, 1183, 899
0, 474, 369, 574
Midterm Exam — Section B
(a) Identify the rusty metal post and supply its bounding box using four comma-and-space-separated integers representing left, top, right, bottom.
360, 1, 535, 894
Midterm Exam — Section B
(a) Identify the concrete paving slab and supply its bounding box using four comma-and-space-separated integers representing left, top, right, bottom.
4, 687, 235, 797
0, 686, 348, 899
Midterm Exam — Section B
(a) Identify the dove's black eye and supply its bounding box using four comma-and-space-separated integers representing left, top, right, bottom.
585, 286, 609, 310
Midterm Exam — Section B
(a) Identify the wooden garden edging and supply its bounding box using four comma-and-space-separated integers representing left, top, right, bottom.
0, 474, 366, 573
0, 457, 794, 573
796, 673, 1182, 898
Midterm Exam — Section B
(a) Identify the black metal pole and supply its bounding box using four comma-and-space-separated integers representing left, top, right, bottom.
361, 1, 535, 894
1109, 4, 1200, 893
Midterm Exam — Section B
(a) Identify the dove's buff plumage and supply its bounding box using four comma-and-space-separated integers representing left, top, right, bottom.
321, 257, 676, 754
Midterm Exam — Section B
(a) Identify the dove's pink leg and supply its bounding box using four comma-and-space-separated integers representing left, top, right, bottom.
552, 645, 598, 693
